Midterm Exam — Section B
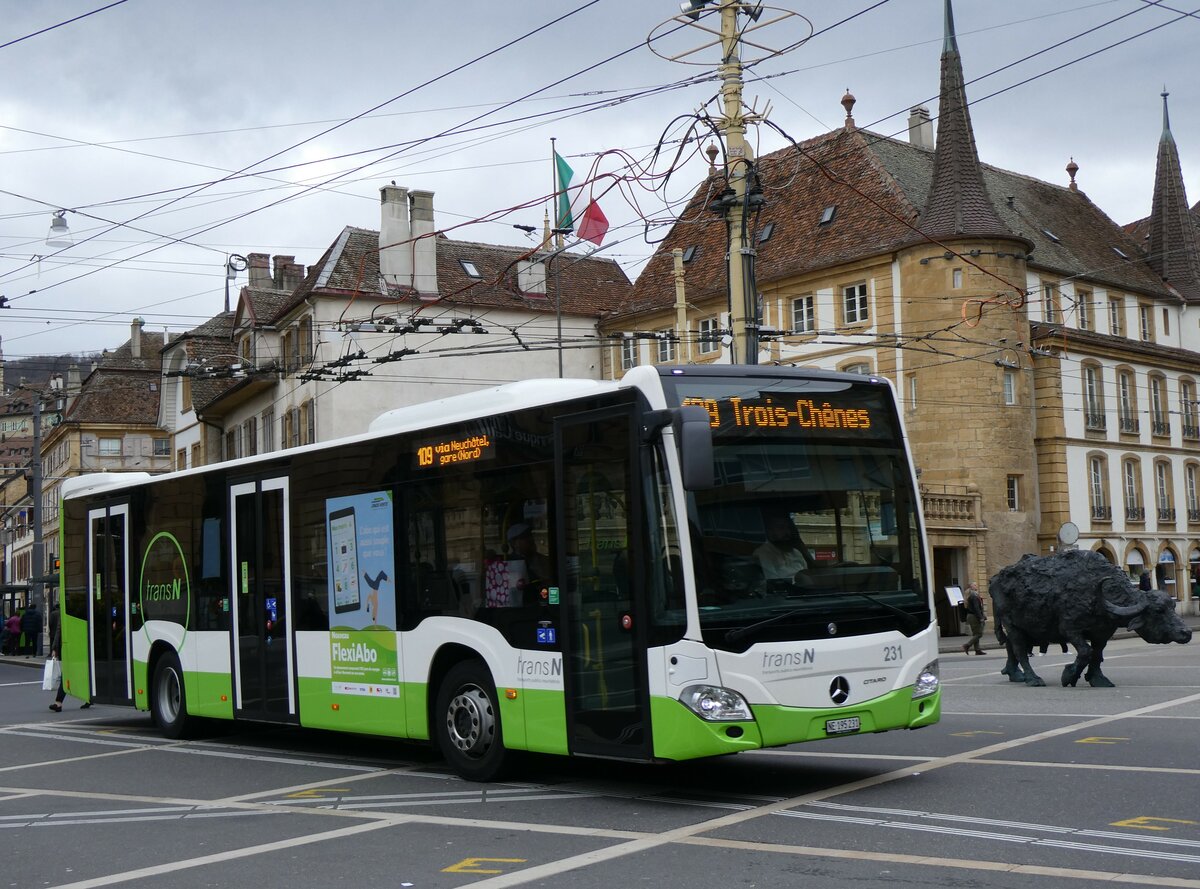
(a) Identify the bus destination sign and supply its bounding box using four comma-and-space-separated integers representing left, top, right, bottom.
681, 395, 874, 433
415, 433, 494, 469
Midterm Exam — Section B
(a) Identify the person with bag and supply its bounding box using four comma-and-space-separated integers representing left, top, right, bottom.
961, 581, 988, 655
46, 600, 66, 711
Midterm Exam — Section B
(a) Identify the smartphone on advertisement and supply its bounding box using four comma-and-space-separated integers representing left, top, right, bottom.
329, 507, 362, 613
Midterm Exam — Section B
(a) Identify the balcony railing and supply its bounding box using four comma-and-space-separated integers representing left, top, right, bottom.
1119, 416, 1140, 434
1152, 419, 1171, 437
1158, 507, 1176, 523
1125, 505, 1145, 521
1091, 504, 1112, 521
1084, 411, 1107, 431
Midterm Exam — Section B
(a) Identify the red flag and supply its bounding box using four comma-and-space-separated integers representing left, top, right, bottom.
576, 199, 609, 246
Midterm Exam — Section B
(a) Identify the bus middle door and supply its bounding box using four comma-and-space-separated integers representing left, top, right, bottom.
554, 405, 652, 761
229, 477, 296, 722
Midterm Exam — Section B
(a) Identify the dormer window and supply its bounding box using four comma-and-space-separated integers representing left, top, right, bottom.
459, 260, 482, 278
819, 206, 837, 225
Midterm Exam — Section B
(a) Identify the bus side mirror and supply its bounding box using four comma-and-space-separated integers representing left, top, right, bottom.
674, 405, 714, 491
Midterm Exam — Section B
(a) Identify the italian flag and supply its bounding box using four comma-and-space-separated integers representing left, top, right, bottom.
554, 151, 609, 246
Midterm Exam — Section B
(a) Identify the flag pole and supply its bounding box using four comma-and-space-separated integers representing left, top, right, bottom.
550, 136, 562, 249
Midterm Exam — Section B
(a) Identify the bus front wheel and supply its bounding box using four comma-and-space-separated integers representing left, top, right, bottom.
151, 651, 195, 740
435, 660, 512, 781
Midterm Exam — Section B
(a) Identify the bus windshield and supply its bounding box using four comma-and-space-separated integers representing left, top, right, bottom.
661, 370, 929, 649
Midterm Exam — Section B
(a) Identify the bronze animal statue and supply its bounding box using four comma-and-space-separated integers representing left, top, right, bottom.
988, 550, 1192, 687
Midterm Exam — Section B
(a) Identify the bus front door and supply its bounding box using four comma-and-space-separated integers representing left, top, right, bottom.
555, 406, 652, 761
229, 478, 296, 722
87, 504, 132, 705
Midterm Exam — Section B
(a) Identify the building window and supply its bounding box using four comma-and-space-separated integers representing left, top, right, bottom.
1003, 370, 1016, 405
1124, 458, 1143, 521
1118, 371, 1138, 434
1182, 380, 1198, 440
621, 337, 637, 371
1155, 460, 1174, 523
1077, 290, 1091, 330
98, 437, 121, 457
1089, 455, 1110, 520
261, 408, 275, 452
1150, 375, 1169, 436
698, 317, 719, 355
1083, 364, 1105, 430
1043, 283, 1059, 323
1139, 304, 1153, 342
842, 282, 869, 325
152, 438, 170, 457
1006, 475, 1020, 511
791, 295, 815, 333
1109, 297, 1124, 336
952, 268, 963, 289
656, 329, 676, 364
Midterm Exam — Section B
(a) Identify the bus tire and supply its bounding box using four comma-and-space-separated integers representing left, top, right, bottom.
151, 651, 194, 740
435, 660, 512, 781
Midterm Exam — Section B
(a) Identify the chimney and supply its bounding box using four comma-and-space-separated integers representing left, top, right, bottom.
247, 252, 271, 288
410, 189, 438, 298
908, 106, 933, 149
272, 255, 296, 289
130, 317, 144, 359
283, 262, 305, 291
379, 185, 413, 290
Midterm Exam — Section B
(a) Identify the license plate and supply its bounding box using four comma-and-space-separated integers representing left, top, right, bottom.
825, 716, 861, 735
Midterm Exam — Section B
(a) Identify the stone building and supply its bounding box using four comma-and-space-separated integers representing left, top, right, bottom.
602, 1, 1200, 626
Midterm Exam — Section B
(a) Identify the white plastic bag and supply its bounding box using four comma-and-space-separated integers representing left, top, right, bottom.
42, 658, 61, 691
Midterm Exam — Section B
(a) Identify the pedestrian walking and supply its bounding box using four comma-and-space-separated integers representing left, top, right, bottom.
961, 581, 988, 655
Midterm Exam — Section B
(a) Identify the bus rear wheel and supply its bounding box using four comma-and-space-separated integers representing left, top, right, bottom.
151, 651, 195, 740
435, 660, 512, 781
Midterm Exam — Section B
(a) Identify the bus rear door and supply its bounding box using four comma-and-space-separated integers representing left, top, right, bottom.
555, 406, 652, 761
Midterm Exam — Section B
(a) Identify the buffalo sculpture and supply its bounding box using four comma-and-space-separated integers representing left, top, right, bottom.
988, 549, 1192, 687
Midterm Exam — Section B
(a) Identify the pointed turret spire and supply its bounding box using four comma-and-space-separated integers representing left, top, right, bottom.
920, 0, 1011, 242
1148, 89, 1200, 301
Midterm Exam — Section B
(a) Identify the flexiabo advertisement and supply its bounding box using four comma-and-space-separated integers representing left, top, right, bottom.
325, 491, 399, 698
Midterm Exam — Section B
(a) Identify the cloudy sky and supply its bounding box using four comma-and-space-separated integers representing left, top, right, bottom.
0, 0, 1196, 360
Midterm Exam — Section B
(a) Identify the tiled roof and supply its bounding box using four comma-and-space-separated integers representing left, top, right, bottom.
270, 226, 631, 323
622, 129, 1172, 318
64, 329, 164, 426
919, 15, 1011, 243
1145, 95, 1200, 303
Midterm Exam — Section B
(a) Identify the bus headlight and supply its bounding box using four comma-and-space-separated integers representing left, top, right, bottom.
912, 661, 940, 699
680, 685, 753, 722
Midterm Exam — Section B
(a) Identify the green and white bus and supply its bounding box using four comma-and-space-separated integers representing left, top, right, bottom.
59, 365, 940, 779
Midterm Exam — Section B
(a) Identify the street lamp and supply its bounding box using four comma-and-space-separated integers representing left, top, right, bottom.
224, 254, 248, 313
46, 211, 73, 248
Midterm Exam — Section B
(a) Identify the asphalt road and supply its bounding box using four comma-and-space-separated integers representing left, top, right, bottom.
2, 635, 1199, 889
